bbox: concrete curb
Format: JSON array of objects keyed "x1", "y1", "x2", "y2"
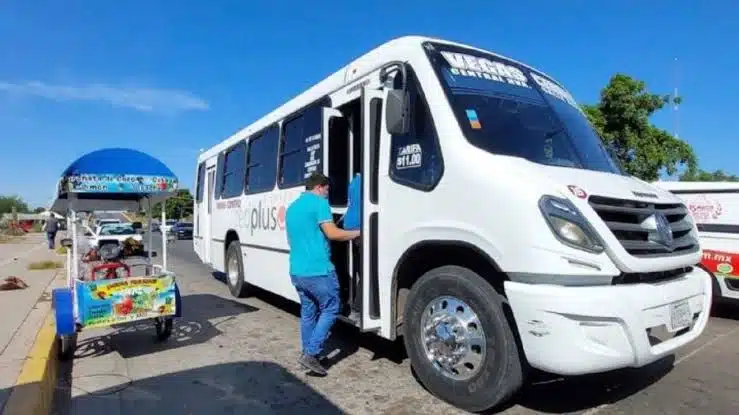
[{"x1": 1, "y1": 311, "x2": 57, "y2": 415}]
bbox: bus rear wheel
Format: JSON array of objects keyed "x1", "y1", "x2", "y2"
[
  {"x1": 225, "y1": 242, "x2": 251, "y2": 298},
  {"x1": 403, "y1": 265, "x2": 524, "y2": 412}
]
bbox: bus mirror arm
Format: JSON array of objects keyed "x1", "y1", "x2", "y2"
[{"x1": 386, "y1": 89, "x2": 410, "y2": 135}]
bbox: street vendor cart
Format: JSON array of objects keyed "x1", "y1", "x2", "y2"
[{"x1": 50, "y1": 148, "x2": 182, "y2": 360}]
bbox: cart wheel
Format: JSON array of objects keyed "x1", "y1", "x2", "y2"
[
  {"x1": 57, "y1": 333, "x2": 77, "y2": 361},
  {"x1": 155, "y1": 317, "x2": 173, "y2": 341}
]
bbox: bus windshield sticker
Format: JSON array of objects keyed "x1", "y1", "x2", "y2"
[
  {"x1": 465, "y1": 109, "x2": 482, "y2": 129},
  {"x1": 440, "y1": 50, "x2": 578, "y2": 108},
  {"x1": 529, "y1": 72, "x2": 578, "y2": 107},
  {"x1": 440, "y1": 51, "x2": 530, "y2": 88},
  {"x1": 396, "y1": 144, "x2": 422, "y2": 170}
]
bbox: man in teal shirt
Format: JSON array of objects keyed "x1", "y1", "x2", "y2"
[{"x1": 286, "y1": 172, "x2": 359, "y2": 375}]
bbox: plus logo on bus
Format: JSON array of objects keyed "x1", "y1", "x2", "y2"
[
  {"x1": 246, "y1": 201, "x2": 286, "y2": 235},
  {"x1": 234, "y1": 192, "x2": 296, "y2": 236}
]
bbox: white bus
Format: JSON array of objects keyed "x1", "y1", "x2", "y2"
[
  {"x1": 193, "y1": 36, "x2": 711, "y2": 412},
  {"x1": 655, "y1": 181, "x2": 739, "y2": 305}
]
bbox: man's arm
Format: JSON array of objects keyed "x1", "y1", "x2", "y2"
[{"x1": 316, "y1": 199, "x2": 359, "y2": 241}]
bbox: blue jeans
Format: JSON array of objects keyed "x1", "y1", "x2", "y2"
[
  {"x1": 47, "y1": 232, "x2": 56, "y2": 249},
  {"x1": 291, "y1": 271, "x2": 340, "y2": 357}
]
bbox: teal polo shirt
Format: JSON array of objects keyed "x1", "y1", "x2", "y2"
[{"x1": 285, "y1": 192, "x2": 335, "y2": 277}]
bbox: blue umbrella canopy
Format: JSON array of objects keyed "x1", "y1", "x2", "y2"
[
  {"x1": 52, "y1": 148, "x2": 179, "y2": 213},
  {"x1": 59, "y1": 148, "x2": 178, "y2": 195}
]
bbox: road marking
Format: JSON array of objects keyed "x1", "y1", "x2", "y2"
[{"x1": 583, "y1": 326, "x2": 739, "y2": 415}]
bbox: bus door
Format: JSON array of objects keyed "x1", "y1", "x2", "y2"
[
  {"x1": 358, "y1": 87, "x2": 389, "y2": 331},
  {"x1": 203, "y1": 166, "x2": 216, "y2": 264}
]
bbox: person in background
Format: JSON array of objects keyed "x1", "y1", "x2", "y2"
[
  {"x1": 285, "y1": 172, "x2": 360, "y2": 376},
  {"x1": 43, "y1": 214, "x2": 60, "y2": 249}
]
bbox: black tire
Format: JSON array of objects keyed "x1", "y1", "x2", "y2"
[
  {"x1": 225, "y1": 241, "x2": 251, "y2": 298},
  {"x1": 697, "y1": 263, "x2": 722, "y2": 306},
  {"x1": 403, "y1": 265, "x2": 524, "y2": 412},
  {"x1": 155, "y1": 317, "x2": 174, "y2": 341},
  {"x1": 57, "y1": 333, "x2": 77, "y2": 361}
]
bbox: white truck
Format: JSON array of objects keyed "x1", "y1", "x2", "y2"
[
  {"x1": 655, "y1": 181, "x2": 739, "y2": 305},
  {"x1": 84, "y1": 222, "x2": 143, "y2": 249},
  {"x1": 192, "y1": 36, "x2": 711, "y2": 412}
]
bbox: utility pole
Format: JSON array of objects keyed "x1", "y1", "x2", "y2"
[{"x1": 673, "y1": 57, "x2": 680, "y2": 139}]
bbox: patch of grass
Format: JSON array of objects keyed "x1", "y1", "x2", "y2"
[
  {"x1": 56, "y1": 246, "x2": 68, "y2": 254},
  {"x1": 27, "y1": 260, "x2": 63, "y2": 270}
]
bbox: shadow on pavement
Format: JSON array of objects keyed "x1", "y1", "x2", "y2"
[
  {"x1": 711, "y1": 302, "x2": 739, "y2": 320},
  {"x1": 212, "y1": 271, "x2": 407, "y2": 366},
  {"x1": 508, "y1": 355, "x2": 675, "y2": 414},
  {"x1": 72, "y1": 293, "x2": 258, "y2": 360},
  {"x1": 208, "y1": 271, "x2": 675, "y2": 413},
  {"x1": 52, "y1": 360, "x2": 346, "y2": 414}
]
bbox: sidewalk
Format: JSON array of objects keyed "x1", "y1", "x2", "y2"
[{"x1": 0, "y1": 233, "x2": 66, "y2": 414}]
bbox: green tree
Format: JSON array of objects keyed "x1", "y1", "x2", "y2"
[
  {"x1": 679, "y1": 168, "x2": 739, "y2": 182},
  {"x1": 33, "y1": 207, "x2": 46, "y2": 213},
  {"x1": 581, "y1": 74, "x2": 696, "y2": 181},
  {"x1": 152, "y1": 189, "x2": 194, "y2": 220},
  {"x1": 0, "y1": 195, "x2": 30, "y2": 215}
]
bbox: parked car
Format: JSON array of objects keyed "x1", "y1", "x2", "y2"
[
  {"x1": 170, "y1": 222, "x2": 193, "y2": 240},
  {"x1": 159, "y1": 219, "x2": 178, "y2": 233}
]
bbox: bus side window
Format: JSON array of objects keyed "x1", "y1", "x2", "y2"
[
  {"x1": 245, "y1": 126, "x2": 279, "y2": 194},
  {"x1": 221, "y1": 141, "x2": 246, "y2": 198},
  {"x1": 388, "y1": 73, "x2": 443, "y2": 190},
  {"x1": 279, "y1": 104, "x2": 323, "y2": 188},
  {"x1": 196, "y1": 162, "x2": 205, "y2": 203}
]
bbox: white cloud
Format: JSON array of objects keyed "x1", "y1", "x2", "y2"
[{"x1": 0, "y1": 80, "x2": 209, "y2": 113}]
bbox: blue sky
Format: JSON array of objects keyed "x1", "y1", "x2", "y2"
[{"x1": 1, "y1": 1, "x2": 736, "y2": 207}]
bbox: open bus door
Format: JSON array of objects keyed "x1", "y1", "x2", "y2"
[
  {"x1": 358, "y1": 87, "x2": 385, "y2": 331},
  {"x1": 203, "y1": 166, "x2": 216, "y2": 264}
]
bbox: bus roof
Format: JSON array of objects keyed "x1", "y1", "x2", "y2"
[
  {"x1": 654, "y1": 181, "x2": 739, "y2": 193},
  {"x1": 198, "y1": 35, "x2": 559, "y2": 162}
]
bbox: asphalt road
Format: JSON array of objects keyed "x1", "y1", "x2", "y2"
[{"x1": 54, "y1": 235, "x2": 739, "y2": 414}]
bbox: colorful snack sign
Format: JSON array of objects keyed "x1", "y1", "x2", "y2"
[
  {"x1": 76, "y1": 275, "x2": 177, "y2": 328},
  {"x1": 702, "y1": 249, "x2": 739, "y2": 279}
]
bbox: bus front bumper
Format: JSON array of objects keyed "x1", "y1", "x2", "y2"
[{"x1": 504, "y1": 266, "x2": 712, "y2": 376}]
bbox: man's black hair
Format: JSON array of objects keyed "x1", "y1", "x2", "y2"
[{"x1": 305, "y1": 172, "x2": 330, "y2": 190}]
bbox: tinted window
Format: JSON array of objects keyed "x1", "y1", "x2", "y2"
[
  {"x1": 221, "y1": 141, "x2": 246, "y2": 198},
  {"x1": 245, "y1": 126, "x2": 279, "y2": 194},
  {"x1": 279, "y1": 104, "x2": 323, "y2": 187},
  {"x1": 424, "y1": 42, "x2": 621, "y2": 174},
  {"x1": 389, "y1": 71, "x2": 443, "y2": 190},
  {"x1": 196, "y1": 163, "x2": 205, "y2": 202}
]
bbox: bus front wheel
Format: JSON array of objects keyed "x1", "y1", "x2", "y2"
[
  {"x1": 225, "y1": 242, "x2": 251, "y2": 298},
  {"x1": 402, "y1": 265, "x2": 524, "y2": 412}
]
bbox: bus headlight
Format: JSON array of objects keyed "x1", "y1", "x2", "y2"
[{"x1": 539, "y1": 196, "x2": 604, "y2": 254}]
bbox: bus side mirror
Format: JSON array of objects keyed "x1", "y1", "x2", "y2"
[{"x1": 386, "y1": 89, "x2": 410, "y2": 135}]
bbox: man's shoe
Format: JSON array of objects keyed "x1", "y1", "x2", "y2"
[{"x1": 298, "y1": 353, "x2": 328, "y2": 376}]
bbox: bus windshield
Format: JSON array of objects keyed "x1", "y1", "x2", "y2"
[{"x1": 423, "y1": 42, "x2": 622, "y2": 174}]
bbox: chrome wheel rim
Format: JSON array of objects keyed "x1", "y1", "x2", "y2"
[
  {"x1": 420, "y1": 296, "x2": 487, "y2": 381},
  {"x1": 227, "y1": 254, "x2": 239, "y2": 287}
]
